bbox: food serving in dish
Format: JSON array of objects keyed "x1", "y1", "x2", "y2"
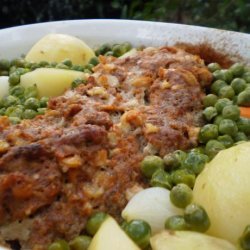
[{"x1": 0, "y1": 20, "x2": 250, "y2": 250}]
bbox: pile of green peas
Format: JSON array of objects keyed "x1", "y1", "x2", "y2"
[
  {"x1": 95, "y1": 42, "x2": 132, "y2": 57},
  {"x1": 201, "y1": 62, "x2": 250, "y2": 159},
  {"x1": 140, "y1": 153, "x2": 210, "y2": 233}
]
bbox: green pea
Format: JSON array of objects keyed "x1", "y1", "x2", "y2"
[
  {"x1": 215, "y1": 98, "x2": 232, "y2": 113},
  {"x1": 24, "y1": 62, "x2": 32, "y2": 68},
  {"x1": 112, "y1": 44, "x2": 127, "y2": 57},
  {"x1": 239, "y1": 225, "x2": 250, "y2": 250},
  {"x1": 24, "y1": 86, "x2": 38, "y2": 99},
  {"x1": 243, "y1": 72, "x2": 250, "y2": 82},
  {"x1": 198, "y1": 124, "x2": 218, "y2": 143},
  {"x1": 246, "y1": 85, "x2": 250, "y2": 92},
  {"x1": 230, "y1": 78, "x2": 247, "y2": 94},
  {"x1": 121, "y1": 220, "x2": 129, "y2": 231},
  {"x1": 222, "y1": 105, "x2": 240, "y2": 121},
  {"x1": 124, "y1": 220, "x2": 151, "y2": 249},
  {"x1": 213, "y1": 115, "x2": 223, "y2": 126},
  {"x1": 16, "y1": 104, "x2": 24, "y2": 111},
  {"x1": 0, "y1": 59, "x2": 10, "y2": 70},
  {"x1": 237, "y1": 90, "x2": 250, "y2": 106},
  {"x1": 37, "y1": 108, "x2": 47, "y2": 115},
  {"x1": 165, "y1": 215, "x2": 188, "y2": 231},
  {"x1": 22, "y1": 109, "x2": 37, "y2": 119},
  {"x1": 16, "y1": 67, "x2": 29, "y2": 75},
  {"x1": 234, "y1": 132, "x2": 248, "y2": 142},
  {"x1": 9, "y1": 85, "x2": 25, "y2": 98},
  {"x1": 56, "y1": 63, "x2": 69, "y2": 70},
  {"x1": 219, "y1": 119, "x2": 238, "y2": 136},
  {"x1": 9, "y1": 72, "x2": 20, "y2": 85},
  {"x1": 0, "y1": 108, "x2": 6, "y2": 115},
  {"x1": 218, "y1": 85, "x2": 235, "y2": 99},
  {"x1": 189, "y1": 147, "x2": 205, "y2": 155},
  {"x1": 170, "y1": 169, "x2": 196, "y2": 188},
  {"x1": 40, "y1": 96, "x2": 49, "y2": 108},
  {"x1": 71, "y1": 78, "x2": 85, "y2": 89},
  {"x1": 170, "y1": 183, "x2": 193, "y2": 208},
  {"x1": 163, "y1": 150, "x2": 187, "y2": 169},
  {"x1": 140, "y1": 155, "x2": 164, "y2": 178},
  {"x1": 230, "y1": 62, "x2": 245, "y2": 77},
  {"x1": 104, "y1": 51, "x2": 114, "y2": 56},
  {"x1": 30, "y1": 63, "x2": 40, "y2": 70},
  {"x1": 95, "y1": 43, "x2": 111, "y2": 56},
  {"x1": 211, "y1": 80, "x2": 227, "y2": 94},
  {"x1": 237, "y1": 117, "x2": 250, "y2": 135},
  {"x1": 69, "y1": 235, "x2": 92, "y2": 250},
  {"x1": 123, "y1": 42, "x2": 132, "y2": 52},
  {"x1": 38, "y1": 61, "x2": 50, "y2": 67},
  {"x1": 213, "y1": 69, "x2": 233, "y2": 83},
  {"x1": 85, "y1": 64, "x2": 94, "y2": 71},
  {"x1": 202, "y1": 107, "x2": 217, "y2": 121},
  {"x1": 84, "y1": 69, "x2": 92, "y2": 74},
  {"x1": 5, "y1": 106, "x2": 15, "y2": 116},
  {"x1": 150, "y1": 169, "x2": 172, "y2": 190},
  {"x1": 232, "y1": 95, "x2": 238, "y2": 105},
  {"x1": 217, "y1": 135, "x2": 234, "y2": 148},
  {"x1": 202, "y1": 94, "x2": 218, "y2": 107},
  {"x1": 205, "y1": 140, "x2": 225, "y2": 159},
  {"x1": 86, "y1": 212, "x2": 108, "y2": 236},
  {"x1": 62, "y1": 59, "x2": 72, "y2": 67},
  {"x1": 183, "y1": 152, "x2": 208, "y2": 175},
  {"x1": 207, "y1": 62, "x2": 221, "y2": 73},
  {"x1": 5, "y1": 107, "x2": 23, "y2": 118},
  {"x1": 48, "y1": 240, "x2": 70, "y2": 250},
  {"x1": 24, "y1": 97, "x2": 40, "y2": 110},
  {"x1": 11, "y1": 58, "x2": 25, "y2": 68},
  {"x1": 184, "y1": 204, "x2": 210, "y2": 232},
  {"x1": 9, "y1": 66, "x2": 17, "y2": 74},
  {"x1": 71, "y1": 65, "x2": 84, "y2": 72},
  {"x1": 0, "y1": 99, "x2": 3, "y2": 108},
  {"x1": 89, "y1": 57, "x2": 99, "y2": 66},
  {"x1": 2, "y1": 95, "x2": 20, "y2": 107},
  {"x1": 9, "y1": 117, "x2": 21, "y2": 124}
]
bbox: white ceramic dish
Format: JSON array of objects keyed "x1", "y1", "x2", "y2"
[
  {"x1": 0, "y1": 19, "x2": 250, "y2": 64},
  {"x1": 0, "y1": 19, "x2": 250, "y2": 250}
]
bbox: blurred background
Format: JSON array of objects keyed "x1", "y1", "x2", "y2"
[{"x1": 1, "y1": 0, "x2": 250, "y2": 33}]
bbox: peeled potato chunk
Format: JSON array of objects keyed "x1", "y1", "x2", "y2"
[
  {"x1": 193, "y1": 142, "x2": 250, "y2": 244},
  {"x1": 0, "y1": 76, "x2": 9, "y2": 99},
  {"x1": 25, "y1": 34, "x2": 95, "y2": 66},
  {"x1": 150, "y1": 230, "x2": 236, "y2": 250},
  {"x1": 20, "y1": 68, "x2": 87, "y2": 97},
  {"x1": 88, "y1": 216, "x2": 140, "y2": 250},
  {"x1": 122, "y1": 187, "x2": 182, "y2": 234}
]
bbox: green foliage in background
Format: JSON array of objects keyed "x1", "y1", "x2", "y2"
[{"x1": 1, "y1": 0, "x2": 249, "y2": 33}]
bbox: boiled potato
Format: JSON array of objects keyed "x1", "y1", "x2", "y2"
[
  {"x1": 193, "y1": 142, "x2": 250, "y2": 244},
  {"x1": 88, "y1": 216, "x2": 140, "y2": 250},
  {"x1": 0, "y1": 76, "x2": 9, "y2": 99},
  {"x1": 122, "y1": 187, "x2": 183, "y2": 234},
  {"x1": 150, "y1": 230, "x2": 237, "y2": 250},
  {"x1": 20, "y1": 68, "x2": 87, "y2": 97},
  {"x1": 25, "y1": 34, "x2": 95, "y2": 66}
]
